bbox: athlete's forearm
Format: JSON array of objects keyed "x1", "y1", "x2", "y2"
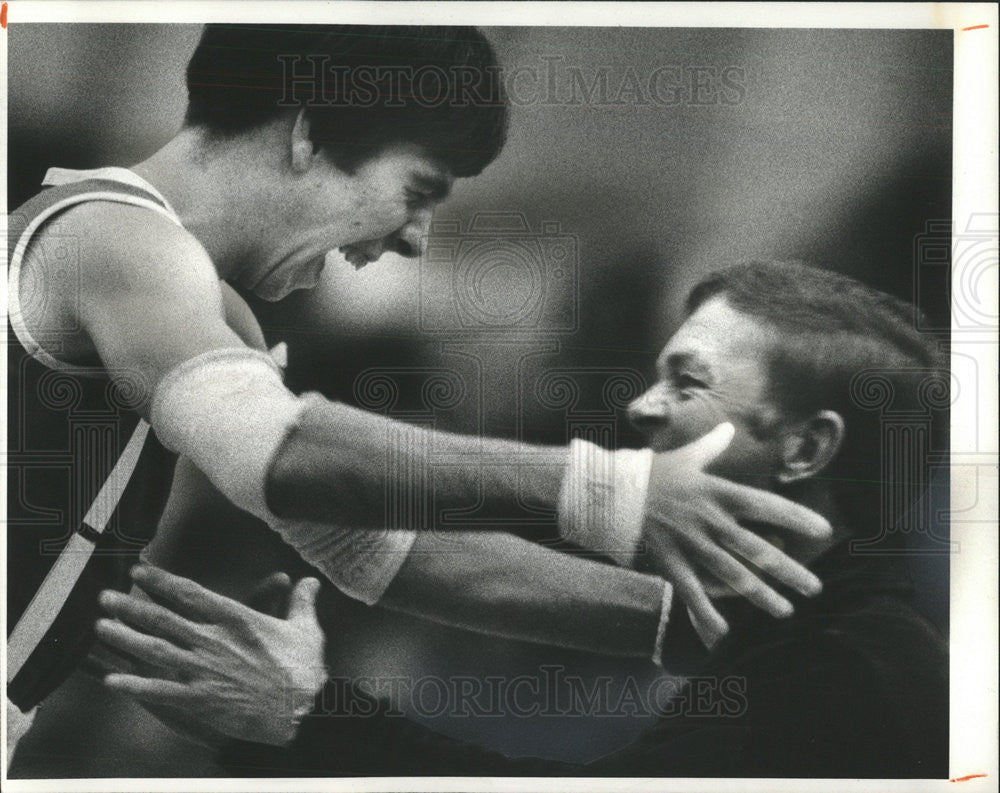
[
  {"x1": 379, "y1": 530, "x2": 666, "y2": 659},
  {"x1": 265, "y1": 399, "x2": 566, "y2": 528}
]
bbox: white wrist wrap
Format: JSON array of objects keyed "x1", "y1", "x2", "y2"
[
  {"x1": 557, "y1": 440, "x2": 654, "y2": 567},
  {"x1": 151, "y1": 348, "x2": 303, "y2": 523}
]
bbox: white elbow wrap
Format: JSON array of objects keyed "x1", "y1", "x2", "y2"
[
  {"x1": 557, "y1": 439, "x2": 654, "y2": 567},
  {"x1": 272, "y1": 519, "x2": 416, "y2": 605},
  {"x1": 150, "y1": 348, "x2": 304, "y2": 523},
  {"x1": 151, "y1": 348, "x2": 415, "y2": 604}
]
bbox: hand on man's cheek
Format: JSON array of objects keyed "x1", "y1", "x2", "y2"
[
  {"x1": 701, "y1": 423, "x2": 780, "y2": 490},
  {"x1": 646, "y1": 398, "x2": 778, "y2": 491}
]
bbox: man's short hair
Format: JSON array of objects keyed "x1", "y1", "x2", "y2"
[
  {"x1": 185, "y1": 24, "x2": 508, "y2": 177},
  {"x1": 686, "y1": 260, "x2": 948, "y2": 535}
]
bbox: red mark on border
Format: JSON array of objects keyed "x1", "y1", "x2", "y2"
[
  {"x1": 950, "y1": 773, "x2": 988, "y2": 782},
  {"x1": 962, "y1": 24, "x2": 989, "y2": 31},
  {"x1": 1, "y1": 3, "x2": 8, "y2": 30}
]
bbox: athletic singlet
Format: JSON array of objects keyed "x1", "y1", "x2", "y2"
[{"x1": 6, "y1": 169, "x2": 183, "y2": 710}]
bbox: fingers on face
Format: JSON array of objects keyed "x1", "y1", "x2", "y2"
[
  {"x1": 709, "y1": 515, "x2": 823, "y2": 598},
  {"x1": 695, "y1": 542, "x2": 793, "y2": 618},
  {"x1": 716, "y1": 479, "x2": 832, "y2": 538},
  {"x1": 661, "y1": 556, "x2": 729, "y2": 642},
  {"x1": 674, "y1": 513, "x2": 795, "y2": 619},
  {"x1": 685, "y1": 422, "x2": 736, "y2": 465}
]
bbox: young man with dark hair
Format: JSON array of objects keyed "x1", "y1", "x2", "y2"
[
  {"x1": 184, "y1": 25, "x2": 508, "y2": 182},
  {"x1": 97, "y1": 261, "x2": 948, "y2": 777},
  {"x1": 6, "y1": 25, "x2": 829, "y2": 751}
]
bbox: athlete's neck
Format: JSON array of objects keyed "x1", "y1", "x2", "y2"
[{"x1": 131, "y1": 128, "x2": 261, "y2": 280}]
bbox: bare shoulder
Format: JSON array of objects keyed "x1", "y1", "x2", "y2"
[
  {"x1": 17, "y1": 200, "x2": 227, "y2": 363},
  {"x1": 50, "y1": 200, "x2": 221, "y2": 302}
]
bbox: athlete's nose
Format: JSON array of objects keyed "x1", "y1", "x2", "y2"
[{"x1": 393, "y1": 210, "x2": 433, "y2": 259}]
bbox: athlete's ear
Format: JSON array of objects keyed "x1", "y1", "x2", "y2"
[
  {"x1": 775, "y1": 410, "x2": 845, "y2": 484},
  {"x1": 290, "y1": 109, "x2": 316, "y2": 173}
]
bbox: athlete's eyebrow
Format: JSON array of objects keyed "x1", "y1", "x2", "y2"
[{"x1": 411, "y1": 172, "x2": 452, "y2": 201}]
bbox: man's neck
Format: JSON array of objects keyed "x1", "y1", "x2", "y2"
[{"x1": 130, "y1": 129, "x2": 253, "y2": 279}]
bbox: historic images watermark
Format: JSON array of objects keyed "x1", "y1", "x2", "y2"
[
  {"x1": 277, "y1": 55, "x2": 748, "y2": 109},
  {"x1": 290, "y1": 668, "x2": 749, "y2": 720}
]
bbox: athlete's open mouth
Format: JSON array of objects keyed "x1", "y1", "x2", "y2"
[
  {"x1": 339, "y1": 240, "x2": 386, "y2": 270},
  {"x1": 339, "y1": 245, "x2": 381, "y2": 270}
]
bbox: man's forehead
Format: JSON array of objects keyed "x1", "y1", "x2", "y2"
[
  {"x1": 374, "y1": 142, "x2": 451, "y2": 176},
  {"x1": 658, "y1": 297, "x2": 774, "y2": 368}
]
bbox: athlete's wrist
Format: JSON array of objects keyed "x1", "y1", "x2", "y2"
[{"x1": 557, "y1": 439, "x2": 654, "y2": 566}]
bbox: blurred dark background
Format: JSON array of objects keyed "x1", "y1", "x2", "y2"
[{"x1": 8, "y1": 25, "x2": 952, "y2": 777}]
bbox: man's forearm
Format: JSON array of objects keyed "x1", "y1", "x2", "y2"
[
  {"x1": 379, "y1": 530, "x2": 666, "y2": 660},
  {"x1": 266, "y1": 398, "x2": 566, "y2": 527}
]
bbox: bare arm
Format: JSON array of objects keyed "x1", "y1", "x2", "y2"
[
  {"x1": 380, "y1": 531, "x2": 665, "y2": 659},
  {"x1": 69, "y1": 203, "x2": 828, "y2": 630},
  {"x1": 72, "y1": 203, "x2": 254, "y2": 413},
  {"x1": 266, "y1": 403, "x2": 566, "y2": 529}
]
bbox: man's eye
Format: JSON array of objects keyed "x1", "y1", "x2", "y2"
[{"x1": 677, "y1": 374, "x2": 707, "y2": 390}]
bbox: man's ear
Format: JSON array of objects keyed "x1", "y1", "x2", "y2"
[
  {"x1": 776, "y1": 410, "x2": 845, "y2": 484},
  {"x1": 290, "y1": 110, "x2": 316, "y2": 173}
]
